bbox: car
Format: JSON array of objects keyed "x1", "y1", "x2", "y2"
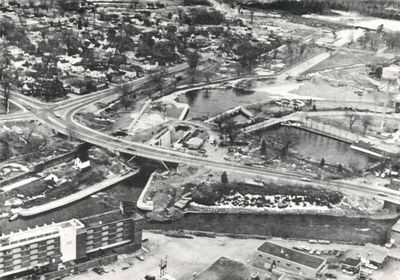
[
  {"x1": 127, "y1": 147, "x2": 136, "y2": 152},
  {"x1": 93, "y1": 267, "x2": 104, "y2": 275},
  {"x1": 9, "y1": 214, "x2": 18, "y2": 222},
  {"x1": 308, "y1": 239, "x2": 318, "y2": 244},
  {"x1": 301, "y1": 177, "x2": 312, "y2": 182},
  {"x1": 136, "y1": 255, "x2": 145, "y2": 261},
  {"x1": 377, "y1": 192, "x2": 388, "y2": 197}
]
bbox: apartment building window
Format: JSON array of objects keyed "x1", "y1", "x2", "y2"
[
  {"x1": 47, "y1": 250, "x2": 55, "y2": 256},
  {"x1": 13, "y1": 253, "x2": 21, "y2": 259}
]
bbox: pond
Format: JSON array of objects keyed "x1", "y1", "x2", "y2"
[
  {"x1": 258, "y1": 126, "x2": 377, "y2": 169},
  {"x1": 177, "y1": 87, "x2": 273, "y2": 119}
]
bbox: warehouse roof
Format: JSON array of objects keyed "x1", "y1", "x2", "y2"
[{"x1": 257, "y1": 241, "x2": 325, "y2": 269}]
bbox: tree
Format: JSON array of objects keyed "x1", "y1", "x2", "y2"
[
  {"x1": 277, "y1": 127, "x2": 298, "y2": 157},
  {"x1": 237, "y1": 41, "x2": 258, "y2": 74},
  {"x1": 150, "y1": 67, "x2": 167, "y2": 96},
  {"x1": 222, "y1": 118, "x2": 238, "y2": 146},
  {"x1": 186, "y1": 49, "x2": 200, "y2": 83},
  {"x1": 120, "y1": 83, "x2": 132, "y2": 109},
  {"x1": 221, "y1": 171, "x2": 228, "y2": 184},
  {"x1": 0, "y1": 131, "x2": 10, "y2": 160},
  {"x1": 346, "y1": 112, "x2": 359, "y2": 132},
  {"x1": 361, "y1": 115, "x2": 373, "y2": 136},
  {"x1": 0, "y1": 72, "x2": 12, "y2": 114},
  {"x1": 260, "y1": 139, "x2": 267, "y2": 154}
]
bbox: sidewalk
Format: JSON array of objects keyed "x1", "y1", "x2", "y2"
[
  {"x1": 15, "y1": 170, "x2": 138, "y2": 217},
  {"x1": 1, "y1": 177, "x2": 40, "y2": 193}
]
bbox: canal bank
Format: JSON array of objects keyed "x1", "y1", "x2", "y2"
[{"x1": 145, "y1": 212, "x2": 398, "y2": 245}]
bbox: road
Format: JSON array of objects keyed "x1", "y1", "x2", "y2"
[{"x1": 2, "y1": 49, "x2": 400, "y2": 205}]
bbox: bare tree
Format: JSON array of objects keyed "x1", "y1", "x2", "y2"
[
  {"x1": 346, "y1": 112, "x2": 359, "y2": 132},
  {"x1": 120, "y1": 83, "x2": 133, "y2": 109},
  {"x1": 277, "y1": 127, "x2": 298, "y2": 157},
  {"x1": 150, "y1": 67, "x2": 167, "y2": 97},
  {"x1": 186, "y1": 49, "x2": 200, "y2": 83},
  {"x1": 1, "y1": 73, "x2": 12, "y2": 114},
  {"x1": 361, "y1": 115, "x2": 373, "y2": 136},
  {"x1": 0, "y1": 131, "x2": 11, "y2": 160}
]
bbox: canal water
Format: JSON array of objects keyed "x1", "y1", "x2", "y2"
[
  {"x1": 177, "y1": 88, "x2": 273, "y2": 119},
  {"x1": 0, "y1": 173, "x2": 147, "y2": 234},
  {"x1": 258, "y1": 126, "x2": 377, "y2": 169}
]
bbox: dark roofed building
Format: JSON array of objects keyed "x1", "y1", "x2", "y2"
[
  {"x1": 253, "y1": 241, "x2": 326, "y2": 278},
  {"x1": 196, "y1": 257, "x2": 284, "y2": 280}
]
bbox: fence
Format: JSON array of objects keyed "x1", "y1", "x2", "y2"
[{"x1": 300, "y1": 119, "x2": 358, "y2": 143}]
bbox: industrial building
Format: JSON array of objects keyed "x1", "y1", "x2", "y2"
[
  {"x1": 0, "y1": 210, "x2": 143, "y2": 280},
  {"x1": 253, "y1": 241, "x2": 326, "y2": 278},
  {"x1": 196, "y1": 257, "x2": 285, "y2": 280}
]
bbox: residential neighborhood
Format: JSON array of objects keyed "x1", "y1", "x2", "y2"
[{"x1": 1, "y1": 0, "x2": 400, "y2": 280}]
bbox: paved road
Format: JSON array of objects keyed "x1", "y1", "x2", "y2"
[{"x1": 4, "y1": 51, "x2": 400, "y2": 205}]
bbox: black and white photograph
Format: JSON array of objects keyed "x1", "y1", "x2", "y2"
[{"x1": 0, "y1": 0, "x2": 400, "y2": 279}]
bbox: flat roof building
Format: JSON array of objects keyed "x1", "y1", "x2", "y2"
[
  {"x1": 0, "y1": 210, "x2": 143, "y2": 280},
  {"x1": 196, "y1": 257, "x2": 285, "y2": 280},
  {"x1": 253, "y1": 241, "x2": 326, "y2": 278}
]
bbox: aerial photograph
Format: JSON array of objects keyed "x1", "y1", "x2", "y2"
[{"x1": 1, "y1": 0, "x2": 400, "y2": 279}]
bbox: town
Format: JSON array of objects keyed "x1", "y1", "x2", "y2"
[{"x1": 1, "y1": 0, "x2": 400, "y2": 279}]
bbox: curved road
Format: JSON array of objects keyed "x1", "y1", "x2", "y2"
[{"x1": 4, "y1": 54, "x2": 400, "y2": 205}]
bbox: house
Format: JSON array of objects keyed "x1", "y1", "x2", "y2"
[
  {"x1": 340, "y1": 258, "x2": 361, "y2": 275},
  {"x1": 70, "y1": 84, "x2": 89, "y2": 95},
  {"x1": 361, "y1": 244, "x2": 388, "y2": 268},
  {"x1": 253, "y1": 241, "x2": 326, "y2": 278},
  {"x1": 74, "y1": 154, "x2": 91, "y2": 170},
  {"x1": 186, "y1": 137, "x2": 204, "y2": 150}
]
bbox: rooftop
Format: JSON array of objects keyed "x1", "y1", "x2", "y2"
[
  {"x1": 256, "y1": 241, "x2": 325, "y2": 269},
  {"x1": 79, "y1": 209, "x2": 143, "y2": 228},
  {"x1": 196, "y1": 257, "x2": 284, "y2": 280},
  {"x1": 0, "y1": 219, "x2": 84, "y2": 250},
  {"x1": 363, "y1": 244, "x2": 388, "y2": 264}
]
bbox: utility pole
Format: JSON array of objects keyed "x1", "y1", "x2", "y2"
[{"x1": 380, "y1": 66, "x2": 399, "y2": 132}]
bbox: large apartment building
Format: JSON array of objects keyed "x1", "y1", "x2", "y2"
[{"x1": 0, "y1": 210, "x2": 143, "y2": 279}]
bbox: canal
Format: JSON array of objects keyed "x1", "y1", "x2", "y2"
[{"x1": 258, "y1": 126, "x2": 377, "y2": 169}]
